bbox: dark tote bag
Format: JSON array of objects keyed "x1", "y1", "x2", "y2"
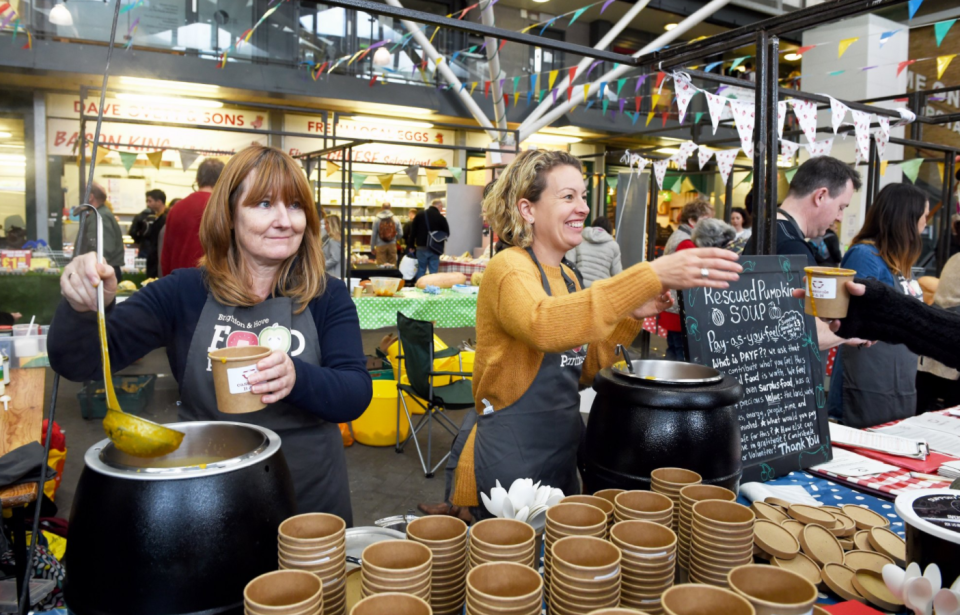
[{"x1": 424, "y1": 212, "x2": 448, "y2": 255}]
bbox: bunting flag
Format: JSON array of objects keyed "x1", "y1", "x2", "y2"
[
  {"x1": 791, "y1": 99, "x2": 819, "y2": 144},
  {"x1": 729, "y1": 56, "x2": 750, "y2": 72},
  {"x1": 118, "y1": 151, "x2": 138, "y2": 171},
  {"x1": 324, "y1": 162, "x2": 341, "y2": 178},
  {"x1": 704, "y1": 61, "x2": 722, "y2": 73},
  {"x1": 937, "y1": 54, "x2": 956, "y2": 79},
  {"x1": 777, "y1": 101, "x2": 787, "y2": 140},
  {"x1": 880, "y1": 160, "x2": 889, "y2": 176},
  {"x1": 548, "y1": 69, "x2": 559, "y2": 91},
  {"x1": 600, "y1": 0, "x2": 614, "y2": 13},
  {"x1": 667, "y1": 175, "x2": 683, "y2": 194},
  {"x1": 146, "y1": 150, "x2": 163, "y2": 170},
  {"x1": 935, "y1": 20, "x2": 957, "y2": 46},
  {"x1": 602, "y1": 100, "x2": 609, "y2": 116},
  {"x1": 896, "y1": 107, "x2": 917, "y2": 127},
  {"x1": 568, "y1": 66, "x2": 578, "y2": 84},
  {"x1": 938, "y1": 162, "x2": 945, "y2": 184},
  {"x1": 729, "y1": 100, "x2": 756, "y2": 159},
  {"x1": 615, "y1": 77, "x2": 626, "y2": 97},
  {"x1": 695, "y1": 112, "x2": 704, "y2": 124},
  {"x1": 352, "y1": 174, "x2": 368, "y2": 192},
  {"x1": 583, "y1": 83, "x2": 590, "y2": 101},
  {"x1": 897, "y1": 59, "x2": 916, "y2": 77},
  {"x1": 661, "y1": 112, "x2": 669, "y2": 127},
  {"x1": 714, "y1": 149, "x2": 739, "y2": 185},
  {"x1": 585, "y1": 60, "x2": 602, "y2": 80},
  {"x1": 851, "y1": 109, "x2": 873, "y2": 160},
  {"x1": 484, "y1": 80, "x2": 491, "y2": 98},
  {"x1": 645, "y1": 111, "x2": 655, "y2": 126},
  {"x1": 378, "y1": 175, "x2": 393, "y2": 191},
  {"x1": 599, "y1": 81, "x2": 607, "y2": 99},
  {"x1": 780, "y1": 139, "x2": 800, "y2": 160},
  {"x1": 634, "y1": 75, "x2": 647, "y2": 93},
  {"x1": 448, "y1": 167, "x2": 463, "y2": 183},
  {"x1": 785, "y1": 167, "x2": 799, "y2": 183},
  {"x1": 650, "y1": 93, "x2": 660, "y2": 109},
  {"x1": 875, "y1": 117, "x2": 890, "y2": 159},
  {"x1": 514, "y1": 91, "x2": 520, "y2": 106},
  {"x1": 568, "y1": 6, "x2": 589, "y2": 26},
  {"x1": 400, "y1": 165, "x2": 417, "y2": 184},
  {"x1": 705, "y1": 91, "x2": 727, "y2": 135},
  {"x1": 804, "y1": 137, "x2": 835, "y2": 158},
  {"x1": 737, "y1": 172, "x2": 752, "y2": 187},
  {"x1": 470, "y1": 82, "x2": 478, "y2": 96},
  {"x1": 829, "y1": 97, "x2": 849, "y2": 133},
  {"x1": 119, "y1": 0, "x2": 143, "y2": 14},
  {"x1": 425, "y1": 168, "x2": 440, "y2": 185},
  {"x1": 908, "y1": 0, "x2": 923, "y2": 19},
  {"x1": 606, "y1": 175, "x2": 618, "y2": 190},
  {"x1": 179, "y1": 149, "x2": 200, "y2": 172},
  {"x1": 674, "y1": 74, "x2": 697, "y2": 124},
  {"x1": 94, "y1": 147, "x2": 111, "y2": 166},
  {"x1": 698, "y1": 146, "x2": 714, "y2": 170},
  {"x1": 671, "y1": 141, "x2": 699, "y2": 170},
  {"x1": 901, "y1": 158, "x2": 924, "y2": 183},
  {"x1": 838, "y1": 37, "x2": 859, "y2": 58},
  {"x1": 878, "y1": 30, "x2": 899, "y2": 48},
  {"x1": 619, "y1": 99, "x2": 626, "y2": 115},
  {"x1": 652, "y1": 160, "x2": 669, "y2": 190},
  {"x1": 629, "y1": 112, "x2": 639, "y2": 125},
  {"x1": 654, "y1": 71, "x2": 667, "y2": 91}
]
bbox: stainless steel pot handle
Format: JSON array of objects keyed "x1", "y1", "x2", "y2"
[{"x1": 615, "y1": 345, "x2": 636, "y2": 373}]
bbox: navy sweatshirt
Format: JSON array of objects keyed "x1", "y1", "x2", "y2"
[{"x1": 48, "y1": 268, "x2": 372, "y2": 424}]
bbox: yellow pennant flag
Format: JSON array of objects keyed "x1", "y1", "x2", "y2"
[
  {"x1": 425, "y1": 168, "x2": 440, "y2": 185},
  {"x1": 651, "y1": 93, "x2": 660, "y2": 109},
  {"x1": 571, "y1": 106, "x2": 578, "y2": 113},
  {"x1": 378, "y1": 174, "x2": 393, "y2": 191},
  {"x1": 880, "y1": 160, "x2": 889, "y2": 176},
  {"x1": 429, "y1": 27, "x2": 441, "y2": 44},
  {"x1": 514, "y1": 92, "x2": 520, "y2": 106},
  {"x1": 435, "y1": 57, "x2": 444, "y2": 66},
  {"x1": 937, "y1": 54, "x2": 957, "y2": 79},
  {"x1": 535, "y1": 73, "x2": 541, "y2": 94},
  {"x1": 838, "y1": 37, "x2": 859, "y2": 58},
  {"x1": 326, "y1": 162, "x2": 340, "y2": 178},
  {"x1": 520, "y1": 24, "x2": 537, "y2": 33},
  {"x1": 470, "y1": 82, "x2": 478, "y2": 96},
  {"x1": 95, "y1": 147, "x2": 110, "y2": 166},
  {"x1": 146, "y1": 150, "x2": 164, "y2": 171},
  {"x1": 646, "y1": 111, "x2": 655, "y2": 126},
  {"x1": 938, "y1": 162, "x2": 945, "y2": 184},
  {"x1": 548, "y1": 69, "x2": 559, "y2": 91},
  {"x1": 583, "y1": 84, "x2": 590, "y2": 101}
]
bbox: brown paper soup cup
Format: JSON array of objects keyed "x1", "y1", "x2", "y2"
[
  {"x1": 727, "y1": 565, "x2": 818, "y2": 615},
  {"x1": 350, "y1": 592, "x2": 432, "y2": 615},
  {"x1": 692, "y1": 501, "x2": 755, "y2": 527},
  {"x1": 611, "y1": 519, "x2": 678, "y2": 552},
  {"x1": 362, "y1": 541, "x2": 432, "y2": 580},
  {"x1": 464, "y1": 593, "x2": 540, "y2": 615},
  {"x1": 466, "y1": 562, "x2": 543, "y2": 608},
  {"x1": 407, "y1": 516, "x2": 468, "y2": 546},
  {"x1": 469, "y1": 519, "x2": 536, "y2": 551},
  {"x1": 550, "y1": 582, "x2": 620, "y2": 607},
  {"x1": 245, "y1": 570, "x2": 323, "y2": 614},
  {"x1": 615, "y1": 491, "x2": 674, "y2": 516},
  {"x1": 551, "y1": 536, "x2": 621, "y2": 580},
  {"x1": 280, "y1": 514, "x2": 347, "y2": 546},
  {"x1": 663, "y1": 584, "x2": 757, "y2": 615},
  {"x1": 652, "y1": 468, "x2": 703, "y2": 487},
  {"x1": 593, "y1": 489, "x2": 625, "y2": 504},
  {"x1": 680, "y1": 485, "x2": 737, "y2": 506},
  {"x1": 209, "y1": 345, "x2": 272, "y2": 414},
  {"x1": 561, "y1": 495, "x2": 615, "y2": 518},
  {"x1": 804, "y1": 267, "x2": 856, "y2": 319},
  {"x1": 546, "y1": 503, "x2": 607, "y2": 534}
]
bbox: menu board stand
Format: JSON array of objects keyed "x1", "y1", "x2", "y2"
[{"x1": 681, "y1": 254, "x2": 832, "y2": 482}]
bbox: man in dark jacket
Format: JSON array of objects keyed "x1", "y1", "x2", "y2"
[
  {"x1": 401, "y1": 208, "x2": 417, "y2": 258},
  {"x1": 130, "y1": 189, "x2": 166, "y2": 274},
  {"x1": 411, "y1": 199, "x2": 449, "y2": 281}
]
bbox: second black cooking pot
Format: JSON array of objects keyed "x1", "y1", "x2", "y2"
[
  {"x1": 65, "y1": 421, "x2": 295, "y2": 615},
  {"x1": 581, "y1": 360, "x2": 744, "y2": 494}
]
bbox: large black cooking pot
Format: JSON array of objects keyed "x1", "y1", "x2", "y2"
[
  {"x1": 581, "y1": 360, "x2": 744, "y2": 494},
  {"x1": 65, "y1": 421, "x2": 295, "y2": 615}
]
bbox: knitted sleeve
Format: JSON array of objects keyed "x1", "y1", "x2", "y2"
[{"x1": 837, "y1": 277, "x2": 960, "y2": 370}]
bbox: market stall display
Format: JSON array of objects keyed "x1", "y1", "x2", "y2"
[{"x1": 352, "y1": 288, "x2": 478, "y2": 330}]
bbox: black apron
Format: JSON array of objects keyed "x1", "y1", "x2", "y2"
[
  {"x1": 181, "y1": 294, "x2": 353, "y2": 524},
  {"x1": 445, "y1": 248, "x2": 587, "y2": 517}
]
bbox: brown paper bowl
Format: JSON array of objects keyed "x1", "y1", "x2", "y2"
[
  {"x1": 551, "y1": 536, "x2": 621, "y2": 581},
  {"x1": 550, "y1": 581, "x2": 620, "y2": 607},
  {"x1": 362, "y1": 541, "x2": 433, "y2": 580},
  {"x1": 615, "y1": 491, "x2": 674, "y2": 516},
  {"x1": 550, "y1": 570, "x2": 620, "y2": 597},
  {"x1": 280, "y1": 514, "x2": 347, "y2": 547},
  {"x1": 804, "y1": 267, "x2": 856, "y2": 319},
  {"x1": 466, "y1": 562, "x2": 543, "y2": 608},
  {"x1": 561, "y1": 495, "x2": 615, "y2": 519},
  {"x1": 280, "y1": 538, "x2": 347, "y2": 558},
  {"x1": 546, "y1": 503, "x2": 607, "y2": 535},
  {"x1": 680, "y1": 485, "x2": 737, "y2": 507},
  {"x1": 469, "y1": 540, "x2": 534, "y2": 562},
  {"x1": 549, "y1": 590, "x2": 619, "y2": 614},
  {"x1": 245, "y1": 570, "x2": 324, "y2": 614},
  {"x1": 611, "y1": 519, "x2": 678, "y2": 554},
  {"x1": 727, "y1": 565, "x2": 818, "y2": 615},
  {"x1": 208, "y1": 345, "x2": 271, "y2": 413},
  {"x1": 585, "y1": 610, "x2": 647, "y2": 615},
  {"x1": 692, "y1": 501, "x2": 755, "y2": 529},
  {"x1": 361, "y1": 572, "x2": 431, "y2": 595},
  {"x1": 651, "y1": 468, "x2": 703, "y2": 488},
  {"x1": 593, "y1": 489, "x2": 625, "y2": 505},
  {"x1": 407, "y1": 516, "x2": 468, "y2": 548},
  {"x1": 469, "y1": 519, "x2": 536, "y2": 552},
  {"x1": 663, "y1": 584, "x2": 756, "y2": 615},
  {"x1": 464, "y1": 592, "x2": 540, "y2": 615},
  {"x1": 350, "y1": 592, "x2": 432, "y2": 615}
]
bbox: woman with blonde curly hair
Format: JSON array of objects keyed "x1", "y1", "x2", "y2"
[
  {"x1": 422, "y1": 149, "x2": 742, "y2": 522},
  {"x1": 50, "y1": 144, "x2": 371, "y2": 521}
]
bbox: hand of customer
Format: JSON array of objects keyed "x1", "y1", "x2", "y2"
[
  {"x1": 649, "y1": 248, "x2": 741, "y2": 291},
  {"x1": 60, "y1": 252, "x2": 117, "y2": 313},
  {"x1": 247, "y1": 350, "x2": 297, "y2": 404},
  {"x1": 792, "y1": 281, "x2": 872, "y2": 347},
  {"x1": 10, "y1": 313, "x2": 21, "y2": 321},
  {"x1": 632, "y1": 292, "x2": 674, "y2": 320}
]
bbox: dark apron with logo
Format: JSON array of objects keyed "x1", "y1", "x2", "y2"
[
  {"x1": 445, "y1": 248, "x2": 587, "y2": 518},
  {"x1": 181, "y1": 294, "x2": 353, "y2": 524}
]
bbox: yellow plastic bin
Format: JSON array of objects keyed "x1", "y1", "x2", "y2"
[
  {"x1": 386, "y1": 336, "x2": 450, "y2": 383},
  {"x1": 351, "y1": 380, "x2": 411, "y2": 447}
]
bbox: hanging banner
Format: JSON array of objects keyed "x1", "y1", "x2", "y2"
[
  {"x1": 851, "y1": 109, "x2": 873, "y2": 160},
  {"x1": 780, "y1": 139, "x2": 800, "y2": 159},
  {"x1": 448, "y1": 167, "x2": 463, "y2": 183},
  {"x1": 729, "y1": 100, "x2": 756, "y2": 159},
  {"x1": 670, "y1": 141, "x2": 699, "y2": 170},
  {"x1": 791, "y1": 99, "x2": 819, "y2": 144},
  {"x1": 652, "y1": 159, "x2": 669, "y2": 190},
  {"x1": 118, "y1": 151, "x2": 139, "y2": 171},
  {"x1": 804, "y1": 137, "x2": 835, "y2": 158},
  {"x1": 146, "y1": 150, "x2": 164, "y2": 170},
  {"x1": 829, "y1": 97, "x2": 849, "y2": 133},
  {"x1": 378, "y1": 174, "x2": 394, "y2": 191},
  {"x1": 178, "y1": 149, "x2": 200, "y2": 171},
  {"x1": 698, "y1": 146, "x2": 714, "y2": 170},
  {"x1": 47, "y1": 93, "x2": 268, "y2": 131},
  {"x1": 714, "y1": 149, "x2": 739, "y2": 185},
  {"x1": 705, "y1": 91, "x2": 727, "y2": 135},
  {"x1": 777, "y1": 101, "x2": 787, "y2": 140},
  {"x1": 403, "y1": 165, "x2": 419, "y2": 183},
  {"x1": 674, "y1": 75, "x2": 697, "y2": 124},
  {"x1": 901, "y1": 158, "x2": 924, "y2": 183},
  {"x1": 875, "y1": 117, "x2": 890, "y2": 159},
  {"x1": 425, "y1": 168, "x2": 440, "y2": 185},
  {"x1": 326, "y1": 161, "x2": 341, "y2": 177},
  {"x1": 352, "y1": 174, "x2": 368, "y2": 192}
]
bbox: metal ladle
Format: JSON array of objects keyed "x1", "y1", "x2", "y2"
[
  {"x1": 615, "y1": 344, "x2": 636, "y2": 373},
  {"x1": 79, "y1": 204, "x2": 184, "y2": 457}
]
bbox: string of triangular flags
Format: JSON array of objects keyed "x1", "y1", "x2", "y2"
[
  {"x1": 89, "y1": 146, "x2": 233, "y2": 172},
  {"x1": 1, "y1": 2, "x2": 33, "y2": 50},
  {"x1": 325, "y1": 163, "x2": 465, "y2": 192}
]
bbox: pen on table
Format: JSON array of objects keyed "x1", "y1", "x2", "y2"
[{"x1": 909, "y1": 472, "x2": 947, "y2": 481}]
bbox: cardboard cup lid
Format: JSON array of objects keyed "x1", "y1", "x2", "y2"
[
  {"x1": 852, "y1": 569, "x2": 904, "y2": 612},
  {"x1": 821, "y1": 563, "x2": 864, "y2": 602},
  {"x1": 843, "y1": 550, "x2": 894, "y2": 574},
  {"x1": 771, "y1": 552, "x2": 822, "y2": 587},
  {"x1": 868, "y1": 527, "x2": 906, "y2": 566},
  {"x1": 754, "y1": 520, "x2": 800, "y2": 560},
  {"x1": 788, "y1": 505, "x2": 837, "y2": 528},
  {"x1": 764, "y1": 497, "x2": 792, "y2": 510},
  {"x1": 798, "y1": 524, "x2": 844, "y2": 566},
  {"x1": 751, "y1": 502, "x2": 790, "y2": 524},
  {"x1": 829, "y1": 513, "x2": 857, "y2": 537},
  {"x1": 853, "y1": 531, "x2": 873, "y2": 552},
  {"x1": 838, "y1": 539, "x2": 855, "y2": 551},
  {"x1": 780, "y1": 520, "x2": 805, "y2": 540},
  {"x1": 841, "y1": 505, "x2": 890, "y2": 530}
]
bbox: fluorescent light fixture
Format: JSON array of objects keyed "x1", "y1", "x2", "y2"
[
  {"x1": 532, "y1": 0, "x2": 550, "y2": 4},
  {"x1": 784, "y1": 53, "x2": 801, "y2": 61},
  {"x1": 350, "y1": 115, "x2": 433, "y2": 128},
  {"x1": 664, "y1": 23, "x2": 678, "y2": 31},
  {"x1": 116, "y1": 93, "x2": 224, "y2": 108},
  {"x1": 0, "y1": 144, "x2": 24, "y2": 149},
  {"x1": 118, "y1": 77, "x2": 220, "y2": 93},
  {"x1": 50, "y1": 2, "x2": 73, "y2": 26},
  {"x1": 0, "y1": 132, "x2": 11, "y2": 138},
  {"x1": 655, "y1": 147, "x2": 681, "y2": 155},
  {"x1": 0, "y1": 154, "x2": 27, "y2": 162},
  {"x1": 736, "y1": 65, "x2": 747, "y2": 72},
  {"x1": 527, "y1": 133, "x2": 582, "y2": 144}
]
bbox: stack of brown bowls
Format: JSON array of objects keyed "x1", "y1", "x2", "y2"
[
  {"x1": 465, "y1": 562, "x2": 542, "y2": 615},
  {"x1": 689, "y1": 500, "x2": 755, "y2": 587},
  {"x1": 360, "y1": 540, "x2": 433, "y2": 602},
  {"x1": 350, "y1": 592, "x2": 432, "y2": 615},
  {"x1": 650, "y1": 469, "x2": 702, "y2": 533},
  {"x1": 677, "y1": 485, "x2": 737, "y2": 573},
  {"x1": 561, "y1": 495, "x2": 615, "y2": 535},
  {"x1": 245, "y1": 570, "x2": 323, "y2": 615},
  {"x1": 545, "y1": 503, "x2": 608, "y2": 600},
  {"x1": 727, "y1": 565, "x2": 818, "y2": 615},
  {"x1": 661, "y1": 584, "x2": 756, "y2": 615},
  {"x1": 614, "y1": 491, "x2": 674, "y2": 526},
  {"x1": 468, "y1": 518, "x2": 536, "y2": 568},
  {"x1": 549, "y1": 536, "x2": 622, "y2": 615},
  {"x1": 610, "y1": 520, "x2": 678, "y2": 615},
  {"x1": 279, "y1": 513, "x2": 348, "y2": 615},
  {"x1": 406, "y1": 516, "x2": 468, "y2": 615}
]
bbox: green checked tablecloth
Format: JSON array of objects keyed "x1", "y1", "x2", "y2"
[{"x1": 352, "y1": 289, "x2": 478, "y2": 329}]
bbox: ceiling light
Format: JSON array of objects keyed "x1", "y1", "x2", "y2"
[
  {"x1": 655, "y1": 147, "x2": 681, "y2": 155},
  {"x1": 0, "y1": 154, "x2": 27, "y2": 162},
  {"x1": 118, "y1": 77, "x2": 220, "y2": 93},
  {"x1": 664, "y1": 23, "x2": 678, "y2": 31},
  {"x1": 0, "y1": 132, "x2": 11, "y2": 138},
  {"x1": 116, "y1": 93, "x2": 223, "y2": 108},
  {"x1": 0, "y1": 144, "x2": 24, "y2": 149},
  {"x1": 784, "y1": 53, "x2": 801, "y2": 61},
  {"x1": 350, "y1": 115, "x2": 433, "y2": 128},
  {"x1": 735, "y1": 65, "x2": 747, "y2": 72},
  {"x1": 532, "y1": 0, "x2": 550, "y2": 4},
  {"x1": 526, "y1": 134, "x2": 582, "y2": 144},
  {"x1": 49, "y1": 2, "x2": 73, "y2": 26}
]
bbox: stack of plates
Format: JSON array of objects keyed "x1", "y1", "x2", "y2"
[
  {"x1": 350, "y1": 592, "x2": 431, "y2": 615},
  {"x1": 548, "y1": 536, "x2": 622, "y2": 615},
  {"x1": 468, "y1": 518, "x2": 536, "y2": 568},
  {"x1": 278, "y1": 513, "x2": 347, "y2": 615},
  {"x1": 360, "y1": 540, "x2": 433, "y2": 602},
  {"x1": 465, "y1": 562, "x2": 543, "y2": 615},
  {"x1": 678, "y1": 485, "x2": 737, "y2": 572},
  {"x1": 244, "y1": 570, "x2": 323, "y2": 615},
  {"x1": 406, "y1": 516, "x2": 468, "y2": 615},
  {"x1": 544, "y1": 503, "x2": 608, "y2": 601},
  {"x1": 610, "y1": 520, "x2": 678, "y2": 615},
  {"x1": 688, "y1": 500, "x2": 755, "y2": 587},
  {"x1": 613, "y1": 491, "x2": 674, "y2": 526},
  {"x1": 561, "y1": 495, "x2": 615, "y2": 535},
  {"x1": 651, "y1": 468, "x2": 703, "y2": 534}
]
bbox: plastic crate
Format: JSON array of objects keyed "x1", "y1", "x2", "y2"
[
  {"x1": 78, "y1": 375, "x2": 156, "y2": 419},
  {"x1": 369, "y1": 368, "x2": 394, "y2": 381}
]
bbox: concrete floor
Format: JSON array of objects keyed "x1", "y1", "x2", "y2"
[{"x1": 42, "y1": 327, "x2": 665, "y2": 526}]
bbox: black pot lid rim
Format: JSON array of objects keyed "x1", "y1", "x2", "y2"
[
  {"x1": 611, "y1": 359, "x2": 724, "y2": 385},
  {"x1": 894, "y1": 489, "x2": 960, "y2": 545}
]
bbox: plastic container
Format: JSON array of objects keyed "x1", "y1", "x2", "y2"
[
  {"x1": 370, "y1": 277, "x2": 402, "y2": 297},
  {"x1": 78, "y1": 375, "x2": 156, "y2": 419},
  {"x1": 895, "y1": 489, "x2": 960, "y2": 585},
  {"x1": 351, "y1": 380, "x2": 411, "y2": 447},
  {"x1": 12, "y1": 335, "x2": 48, "y2": 368}
]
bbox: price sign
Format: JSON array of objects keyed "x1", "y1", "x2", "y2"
[{"x1": 0, "y1": 250, "x2": 31, "y2": 270}]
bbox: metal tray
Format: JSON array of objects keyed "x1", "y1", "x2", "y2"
[
  {"x1": 611, "y1": 359, "x2": 723, "y2": 385},
  {"x1": 345, "y1": 526, "x2": 406, "y2": 569}
]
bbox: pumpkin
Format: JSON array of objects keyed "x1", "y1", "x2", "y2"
[
  {"x1": 769, "y1": 302, "x2": 782, "y2": 320},
  {"x1": 711, "y1": 308, "x2": 725, "y2": 327}
]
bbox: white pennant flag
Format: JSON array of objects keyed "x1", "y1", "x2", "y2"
[
  {"x1": 855, "y1": 145, "x2": 863, "y2": 166},
  {"x1": 670, "y1": 140, "x2": 699, "y2": 170},
  {"x1": 730, "y1": 100, "x2": 756, "y2": 159},
  {"x1": 851, "y1": 109, "x2": 873, "y2": 161},
  {"x1": 791, "y1": 99, "x2": 819, "y2": 144},
  {"x1": 895, "y1": 107, "x2": 916, "y2": 127},
  {"x1": 653, "y1": 159, "x2": 669, "y2": 190},
  {"x1": 179, "y1": 149, "x2": 200, "y2": 172},
  {"x1": 777, "y1": 101, "x2": 787, "y2": 140},
  {"x1": 635, "y1": 156, "x2": 649, "y2": 175},
  {"x1": 804, "y1": 137, "x2": 835, "y2": 158},
  {"x1": 714, "y1": 149, "x2": 739, "y2": 185},
  {"x1": 705, "y1": 92, "x2": 728, "y2": 135},
  {"x1": 674, "y1": 74, "x2": 698, "y2": 124},
  {"x1": 875, "y1": 117, "x2": 890, "y2": 159},
  {"x1": 698, "y1": 146, "x2": 714, "y2": 170},
  {"x1": 829, "y1": 97, "x2": 849, "y2": 134},
  {"x1": 780, "y1": 139, "x2": 800, "y2": 160}
]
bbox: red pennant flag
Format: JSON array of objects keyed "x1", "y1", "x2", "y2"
[
  {"x1": 661, "y1": 111, "x2": 669, "y2": 127},
  {"x1": 0, "y1": 4, "x2": 10, "y2": 13},
  {"x1": 897, "y1": 59, "x2": 917, "y2": 76},
  {"x1": 655, "y1": 71, "x2": 666, "y2": 90},
  {"x1": 635, "y1": 97, "x2": 641, "y2": 113},
  {"x1": 369, "y1": 74, "x2": 378, "y2": 87},
  {"x1": 503, "y1": 94, "x2": 509, "y2": 107},
  {"x1": 420, "y1": 60, "x2": 428, "y2": 69},
  {"x1": 484, "y1": 80, "x2": 491, "y2": 98},
  {"x1": 569, "y1": 67, "x2": 577, "y2": 83},
  {"x1": 567, "y1": 86, "x2": 574, "y2": 101},
  {"x1": 795, "y1": 44, "x2": 816, "y2": 55},
  {"x1": 498, "y1": 40, "x2": 507, "y2": 53}
]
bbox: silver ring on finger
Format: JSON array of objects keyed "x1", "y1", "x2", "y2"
[{"x1": 700, "y1": 267, "x2": 709, "y2": 279}]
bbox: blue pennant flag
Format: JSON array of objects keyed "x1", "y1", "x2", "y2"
[
  {"x1": 908, "y1": 0, "x2": 923, "y2": 19},
  {"x1": 630, "y1": 111, "x2": 639, "y2": 125},
  {"x1": 704, "y1": 61, "x2": 722, "y2": 72}
]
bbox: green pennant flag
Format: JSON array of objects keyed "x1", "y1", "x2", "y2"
[
  {"x1": 616, "y1": 78, "x2": 626, "y2": 96},
  {"x1": 900, "y1": 158, "x2": 924, "y2": 183},
  {"x1": 118, "y1": 151, "x2": 138, "y2": 172},
  {"x1": 352, "y1": 173, "x2": 368, "y2": 192},
  {"x1": 695, "y1": 112, "x2": 704, "y2": 124},
  {"x1": 568, "y1": 6, "x2": 589, "y2": 26},
  {"x1": 605, "y1": 175, "x2": 618, "y2": 189},
  {"x1": 668, "y1": 175, "x2": 684, "y2": 194},
  {"x1": 935, "y1": 19, "x2": 956, "y2": 47},
  {"x1": 785, "y1": 167, "x2": 799, "y2": 183},
  {"x1": 738, "y1": 171, "x2": 753, "y2": 186},
  {"x1": 448, "y1": 166, "x2": 463, "y2": 183},
  {"x1": 730, "y1": 56, "x2": 750, "y2": 72}
]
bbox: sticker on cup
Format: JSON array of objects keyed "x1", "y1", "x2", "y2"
[
  {"x1": 227, "y1": 365, "x2": 259, "y2": 395},
  {"x1": 594, "y1": 566, "x2": 620, "y2": 581},
  {"x1": 810, "y1": 278, "x2": 837, "y2": 299}
]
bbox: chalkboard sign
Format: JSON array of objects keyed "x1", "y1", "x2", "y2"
[{"x1": 681, "y1": 255, "x2": 832, "y2": 483}]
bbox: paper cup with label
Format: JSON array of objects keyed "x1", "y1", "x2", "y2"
[
  {"x1": 209, "y1": 345, "x2": 272, "y2": 413},
  {"x1": 803, "y1": 267, "x2": 857, "y2": 319}
]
